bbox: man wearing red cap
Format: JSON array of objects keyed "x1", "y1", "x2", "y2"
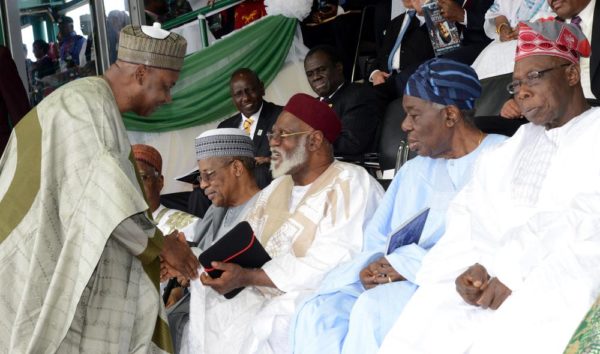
[
  {"x1": 132, "y1": 144, "x2": 201, "y2": 242},
  {"x1": 185, "y1": 93, "x2": 384, "y2": 354},
  {"x1": 379, "y1": 19, "x2": 600, "y2": 354},
  {"x1": 501, "y1": 0, "x2": 599, "y2": 118}
]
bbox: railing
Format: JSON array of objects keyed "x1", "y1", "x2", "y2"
[
  {"x1": 162, "y1": 0, "x2": 244, "y2": 30},
  {"x1": 162, "y1": 0, "x2": 244, "y2": 49}
]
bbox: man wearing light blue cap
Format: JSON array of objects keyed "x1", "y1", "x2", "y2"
[{"x1": 291, "y1": 58, "x2": 507, "y2": 354}]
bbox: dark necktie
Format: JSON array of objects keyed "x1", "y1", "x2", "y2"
[
  {"x1": 320, "y1": 96, "x2": 333, "y2": 107},
  {"x1": 571, "y1": 15, "x2": 582, "y2": 30}
]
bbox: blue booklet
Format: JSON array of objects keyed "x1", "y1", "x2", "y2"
[{"x1": 386, "y1": 208, "x2": 430, "y2": 255}]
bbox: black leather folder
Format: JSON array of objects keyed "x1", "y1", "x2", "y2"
[{"x1": 198, "y1": 221, "x2": 271, "y2": 299}]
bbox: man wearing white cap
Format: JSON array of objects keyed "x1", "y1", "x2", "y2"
[
  {"x1": 184, "y1": 94, "x2": 384, "y2": 354},
  {"x1": 0, "y1": 23, "x2": 197, "y2": 353},
  {"x1": 165, "y1": 128, "x2": 262, "y2": 352}
]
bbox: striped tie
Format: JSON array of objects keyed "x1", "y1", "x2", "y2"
[{"x1": 242, "y1": 117, "x2": 254, "y2": 134}]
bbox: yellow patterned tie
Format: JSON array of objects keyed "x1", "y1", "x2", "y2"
[{"x1": 242, "y1": 117, "x2": 254, "y2": 134}]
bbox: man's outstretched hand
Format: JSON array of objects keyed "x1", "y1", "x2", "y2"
[
  {"x1": 160, "y1": 230, "x2": 199, "y2": 281},
  {"x1": 455, "y1": 263, "x2": 511, "y2": 310}
]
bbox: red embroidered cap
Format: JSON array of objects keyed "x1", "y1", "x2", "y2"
[
  {"x1": 516, "y1": 18, "x2": 591, "y2": 64},
  {"x1": 132, "y1": 144, "x2": 162, "y2": 173},
  {"x1": 283, "y1": 93, "x2": 341, "y2": 144}
]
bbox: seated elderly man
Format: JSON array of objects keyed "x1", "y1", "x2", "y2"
[
  {"x1": 133, "y1": 144, "x2": 201, "y2": 240},
  {"x1": 164, "y1": 128, "x2": 261, "y2": 352},
  {"x1": 133, "y1": 143, "x2": 202, "y2": 309},
  {"x1": 182, "y1": 94, "x2": 384, "y2": 354},
  {"x1": 292, "y1": 58, "x2": 507, "y2": 354},
  {"x1": 500, "y1": 0, "x2": 599, "y2": 118},
  {"x1": 379, "y1": 19, "x2": 600, "y2": 354}
]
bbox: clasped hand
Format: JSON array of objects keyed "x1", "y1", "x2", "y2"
[
  {"x1": 200, "y1": 261, "x2": 249, "y2": 295},
  {"x1": 160, "y1": 230, "x2": 199, "y2": 282},
  {"x1": 359, "y1": 256, "x2": 405, "y2": 290},
  {"x1": 455, "y1": 263, "x2": 512, "y2": 310}
]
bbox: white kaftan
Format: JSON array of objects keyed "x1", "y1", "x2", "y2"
[
  {"x1": 185, "y1": 161, "x2": 384, "y2": 354},
  {"x1": 379, "y1": 108, "x2": 600, "y2": 354}
]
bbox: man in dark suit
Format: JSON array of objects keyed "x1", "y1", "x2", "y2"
[
  {"x1": 369, "y1": 0, "x2": 435, "y2": 101},
  {"x1": 218, "y1": 68, "x2": 282, "y2": 188},
  {"x1": 304, "y1": 45, "x2": 382, "y2": 156},
  {"x1": 437, "y1": 0, "x2": 494, "y2": 65},
  {"x1": 500, "y1": 0, "x2": 599, "y2": 118}
]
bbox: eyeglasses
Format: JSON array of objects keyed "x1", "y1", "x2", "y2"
[
  {"x1": 506, "y1": 63, "x2": 571, "y2": 94},
  {"x1": 198, "y1": 160, "x2": 234, "y2": 183},
  {"x1": 266, "y1": 130, "x2": 313, "y2": 141},
  {"x1": 139, "y1": 170, "x2": 159, "y2": 182}
]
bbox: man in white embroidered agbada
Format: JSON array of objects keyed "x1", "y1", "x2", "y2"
[{"x1": 184, "y1": 93, "x2": 384, "y2": 354}]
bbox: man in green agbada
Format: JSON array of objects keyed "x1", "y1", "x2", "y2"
[{"x1": 0, "y1": 23, "x2": 198, "y2": 353}]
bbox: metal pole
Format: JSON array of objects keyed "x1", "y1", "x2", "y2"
[
  {"x1": 198, "y1": 14, "x2": 209, "y2": 50},
  {"x1": 129, "y1": 0, "x2": 145, "y2": 26},
  {"x1": 92, "y1": 0, "x2": 110, "y2": 73}
]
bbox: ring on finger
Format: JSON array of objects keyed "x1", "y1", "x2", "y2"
[{"x1": 387, "y1": 276, "x2": 392, "y2": 283}]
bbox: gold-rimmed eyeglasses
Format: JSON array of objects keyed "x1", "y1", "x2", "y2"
[{"x1": 266, "y1": 130, "x2": 313, "y2": 141}]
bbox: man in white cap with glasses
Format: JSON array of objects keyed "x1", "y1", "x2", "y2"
[
  {"x1": 184, "y1": 93, "x2": 384, "y2": 354},
  {"x1": 0, "y1": 23, "x2": 198, "y2": 353},
  {"x1": 164, "y1": 128, "x2": 262, "y2": 353}
]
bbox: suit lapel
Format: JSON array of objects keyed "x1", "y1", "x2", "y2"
[
  {"x1": 329, "y1": 83, "x2": 346, "y2": 107},
  {"x1": 232, "y1": 114, "x2": 243, "y2": 128},
  {"x1": 253, "y1": 102, "x2": 271, "y2": 152}
]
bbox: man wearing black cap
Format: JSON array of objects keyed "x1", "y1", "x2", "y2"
[{"x1": 185, "y1": 93, "x2": 384, "y2": 354}]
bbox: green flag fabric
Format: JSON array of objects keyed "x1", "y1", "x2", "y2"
[{"x1": 123, "y1": 15, "x2": 297, "y2": 132}]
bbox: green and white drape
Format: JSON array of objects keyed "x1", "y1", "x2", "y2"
[{"x1": 123, "y1": 15, "x2": 297, "y2": 132}]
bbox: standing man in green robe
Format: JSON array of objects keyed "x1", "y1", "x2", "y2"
[{"x1": 0, "y1": 23, "x2": 198, "y2": 353}]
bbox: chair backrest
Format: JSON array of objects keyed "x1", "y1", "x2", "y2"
[
  {"x1": 351, "y1": 5, "x2": 377, "y2": 82},
  {"x1": 475, "y1": 73, "x2": 513, "y2": 117},
  {"x1": 378, "y1": 97, "x2": 408, "y2": 170},
  {"x1": 395, "y1": 141, "x2": 410, "y2": 172}
]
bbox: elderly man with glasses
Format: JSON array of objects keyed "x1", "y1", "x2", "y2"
[
  {"x1": 182, "y1": 93, "x2": 384, "y2": 354},
  {"x1": 163, "y1": 128, "x2": 261, "y2": 352},
  {"x1": 291, "y1": 58, "x2": 507, "y2": 354},
  {"x1": 378, "y1": 18, "x2": 600, "y2": 354}
]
